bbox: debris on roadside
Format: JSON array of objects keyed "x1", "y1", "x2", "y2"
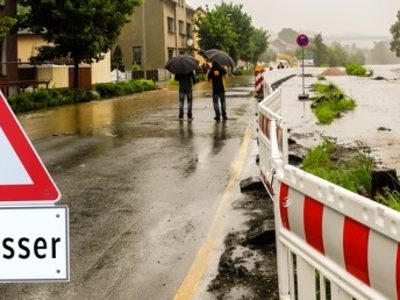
[
  {"x1": 247, "y1": 219, "x2": 275, "y2": 245},
  {"x1": 319, "y1": 67, "x2": 346, "y2": 76},
  {"x1": 208, "y1": 189, "x2": 278, "y2": 299},
  {"x1": 240, "y1": 177, "x2": 264, "y2": 193}
]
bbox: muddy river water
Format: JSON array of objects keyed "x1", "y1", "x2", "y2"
[{"x1": 282, "y1": 64, "x2": 400, "y2": 174}]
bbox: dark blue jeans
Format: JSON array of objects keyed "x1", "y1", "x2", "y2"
[
  {"x1": 179, "y1": 89, "x2": 193, "y2": 118},
  {"x1": 212, "y1": 92, "x2": 226, "y2": 118}
]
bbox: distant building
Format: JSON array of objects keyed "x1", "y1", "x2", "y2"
[{"x1": 115, "y1": 0, "x2": 195, "y2": 80}]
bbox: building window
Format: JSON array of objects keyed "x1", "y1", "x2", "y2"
[
  {"x1": 167, "y1": 17, "x2": 175, "y2": 34},
  {"x1": 179, "y1": 20, "x2": 185, "y2": 35},
  {"x1": 168, "y1": 48, "x2": 174, "y2": 60},
  {"x1": 179, "y1": 49, "x2": 186, "y2": 56},
  {"x1": 132, "y1": 47, "x2": 142, "y2": 66},
  {"x1": 186, "y1": 23, "x2": 192, "y2": 37}
]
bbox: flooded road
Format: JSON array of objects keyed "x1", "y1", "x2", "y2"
[
  {"x1": 281, "y1": 65, "x2": 400, "y2": 173},
  {"x1": 4, "y1": 76, "x2": 258, "y2": 299}
]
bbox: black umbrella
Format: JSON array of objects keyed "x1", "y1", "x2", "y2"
[
  {"x1": 165, "y1": 55, "x2": 199, "y2": 74},
  {"x1": 202, "y1": 49, "x2": 235, "y2": 68}
]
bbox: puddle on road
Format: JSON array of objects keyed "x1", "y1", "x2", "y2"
[
  {"x1": 18, "y1": 76, "x2": 254, "y2": 142},
  {"x1": 17, "y1": 90, "x2": 178, "y2": 142}
]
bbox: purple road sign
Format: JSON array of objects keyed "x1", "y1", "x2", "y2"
[{"x1": 296, "y1": 34, "x2": 309, "y2": 47}]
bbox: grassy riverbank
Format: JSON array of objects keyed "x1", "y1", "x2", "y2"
[
  {"x1": 302, "y1": 139, "x2": 373, "y2": 194},
  {"x1": 301, "y1": 139, "x2": 400, "y2": 211}
]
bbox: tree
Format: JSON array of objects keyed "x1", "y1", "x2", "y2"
[
  {"x1": 311, "y1": 34, "x2": 328, "y2": 66},
  {"x1": 369, "y1": 41, "x2": 400, "y2": 64},
  {"x1": 390, "y1": 10, "x2": 400, "y2": 58},
  {"x1": 242, "y1": 28, "x2": 269, "y2": 64},
  {"x1": 259, "y1": 48, "x2": 277, "y2": 64},
  {"x1": 195, "y1": 2, "x2": 255, "y2": 62},
  {"x1": 195, "y1": 6, "x2": 237, "y2": 53},
  {"x1": 328, "y1": 42, "x2": 348, "y2": 67},
  {"x1": 348, "y1": 49, "x2": 366, "y2": 65},
  {"x1": 0, "y1": 17, "x2": 16, "y2": 40},
  {"x1": 18, "y1": 0, "x2": 141, "y2": 88},
  {"x1": 278, "y1": 28, "x2": 298, "y2": 45},
  {"x1": 217, "y1": 3, "x2": 254, "y2": 62}
]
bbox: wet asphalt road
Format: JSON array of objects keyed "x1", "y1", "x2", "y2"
[{"x1": 2, "y1": 77, "x2": 258, "y2": 299}]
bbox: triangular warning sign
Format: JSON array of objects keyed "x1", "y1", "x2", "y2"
[{"x1": 0, "y1": 91, "x2": 60, "y2": 203}]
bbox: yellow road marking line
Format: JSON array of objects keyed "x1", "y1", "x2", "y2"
[{"x1": 173, "y1": 125, "x2": 252, "y2": 300}]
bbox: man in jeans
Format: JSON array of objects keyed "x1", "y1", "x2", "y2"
[
  {"x1": 207, "y1": 62, "x2": 227, "y2": 121},
  {"x1": 175, "y1": 71, "x2": 196, "y2": 120}
]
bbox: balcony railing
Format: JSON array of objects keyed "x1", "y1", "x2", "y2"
[{"x1": 0, "y1": 62, "x2": 52, "y2": 92}]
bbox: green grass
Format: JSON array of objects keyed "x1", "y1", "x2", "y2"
[
  {"x1": 375, "y1": 189, "x2": 400, "y2": 211},
  {"x1": 302, "y1": 140, "x2": 400, "y2": 212},
  {"x1": 311, "y1": 83, "x2": 356, "y2": 124},
  {"x1": 302, "y1": 140, "x2": 373, "y2": 194}
]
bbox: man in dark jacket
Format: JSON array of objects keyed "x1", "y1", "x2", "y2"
[
  {"x1": 175, "y1": 71, "x2": 196, "y2": 120},
  {"x1": 207, "y1": 62, "x2": 227, "y2": 121}
]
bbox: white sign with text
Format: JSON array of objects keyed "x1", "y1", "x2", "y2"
[{"x1": 0, "y1": 206, "x2": 69, "y2": 282}]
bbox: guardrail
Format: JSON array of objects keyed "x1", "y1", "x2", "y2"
[{"x1": 258, "y1": 88, "x2": 400, "y2": 300}]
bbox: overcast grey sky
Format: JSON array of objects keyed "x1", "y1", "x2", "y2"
[{"x1": 187, "y1": 0, "x2": 399, "y2": 37}]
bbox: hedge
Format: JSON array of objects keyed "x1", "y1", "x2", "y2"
[{"x1": 7, "y1": 79, "x2": 157, "y2": 113}]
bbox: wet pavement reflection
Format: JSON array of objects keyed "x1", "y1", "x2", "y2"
[{"x1": 18, "y1": 76, "x2": 255, "y2": 143}]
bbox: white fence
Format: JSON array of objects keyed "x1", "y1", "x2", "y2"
[{"x1": 258, "y1": 88, "x2": 400, "y2": 300}]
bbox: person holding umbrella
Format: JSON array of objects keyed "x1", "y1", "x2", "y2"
[
  {"x1": 175, "y1": 71, "x2": 196, "y2": 120},
  {"x1": 201, "y1": 49, "x2": 234, "y2": 121},
  {"x1": 207, "y1": 62, "x2": 228, "y2": 121},
  {"x1": 165, "y1": 55, "x2": 199, "y2": 120}
]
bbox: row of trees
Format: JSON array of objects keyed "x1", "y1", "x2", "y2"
[
  {"x1": 295, "y1": 33, "x2": 366, "y2": 67},
  {"x1": 260, "y1": 27, "x2": 400, "y2": 67},
  {"x1": 300, "y1": 33, "x2": 400, "y2": 66},
  {"x1": 195, "y1": 3, "x2": 268, "y2": 64}
]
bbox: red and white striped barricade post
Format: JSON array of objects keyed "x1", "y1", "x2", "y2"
[
  {"x1": 258, "y1": 88, "x2": 400, "y2": 299},
  {"x1": 255, "y1": 68, "x2": 266, "y2": 101}
]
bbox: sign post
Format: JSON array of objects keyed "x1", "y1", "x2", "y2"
[
  {"x1": 296, "y1": 34, "x2": 309, "y2": 100},
  {"x1": 0, "y1": 91, "x2": 69, "y2": 282}
]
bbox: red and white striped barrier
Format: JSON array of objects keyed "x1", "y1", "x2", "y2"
[
  {"x1": 279, "y1": 166, "x2": 400, "y2": 299},
  {"x1": 258, "y1": 88, "x2": 400, "y2": 300},
  {"x1": 255, "y1": 70, "x2": 265, "y2": 95}
]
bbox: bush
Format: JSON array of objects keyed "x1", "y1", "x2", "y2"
[
  {"x1": 311, "y1": 83, "x2": 356, "y2": 124},
  {"x1": 7, "y1": 79, "x2": 157, "y2": 113},
  {"x1": 93, "y1": 79, "x2": 156, "y2": 98},
  {"x1": 345, "y1": 63, "x2": 372, "y2": 77}
]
